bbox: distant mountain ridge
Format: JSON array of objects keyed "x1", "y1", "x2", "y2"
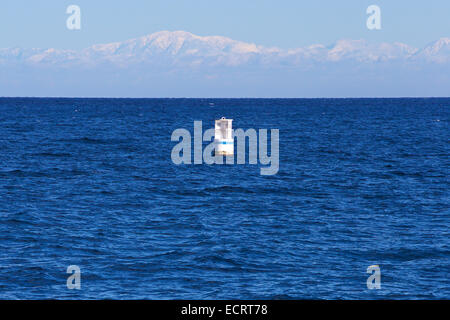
[
  {"x1": 1, "y1": 31, "x2": 449, "y2": 97},
  {"x1": 1, "y1": 31, "x2": 449, "y2": 67}
]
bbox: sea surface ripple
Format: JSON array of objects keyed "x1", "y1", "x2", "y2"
[{"x1": 0, "y1": 98, "x2": 448, "y2": 299}]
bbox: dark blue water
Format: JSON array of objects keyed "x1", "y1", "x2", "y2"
[{"x1": 0, "y1": 98, "x2": 448, "y2": 299}]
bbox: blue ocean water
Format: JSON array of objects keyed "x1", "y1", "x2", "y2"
[{"x1": 0, "y1": 98, "x2": 448, "y2": 300}]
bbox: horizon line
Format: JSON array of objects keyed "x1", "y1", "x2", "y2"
[{"x1": 1, "y1": 96, "x2": 449, "y2": 100}]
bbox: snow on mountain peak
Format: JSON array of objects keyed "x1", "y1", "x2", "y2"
[
  {"x1": 414, "y1": 37, "x2": 450, "y2": 63},
  {"x1": 425, "y1": 37, "x2": 450, "y2": 53},
  {"x1": 1, "y1": 31, "x2": 448, "y2": 67},
  {"x1": 327, "y1": 39, "x2": 418, "y2": 62}
]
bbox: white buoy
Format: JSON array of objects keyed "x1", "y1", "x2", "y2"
[{"x1": 214, "y1": 117, "x2": 234, "y2": 156}]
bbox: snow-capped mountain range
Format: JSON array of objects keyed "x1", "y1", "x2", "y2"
[
  {"x1": 1, "y1": 31, "x2": 449, "y2": 97},
  {"x1": 1, "y1": 31, "x2": 449, "y2": 67}
]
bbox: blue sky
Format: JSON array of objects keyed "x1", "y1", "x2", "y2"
[{"x1": 0, "y1": 0, "x2": 449, "y2": 49}]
